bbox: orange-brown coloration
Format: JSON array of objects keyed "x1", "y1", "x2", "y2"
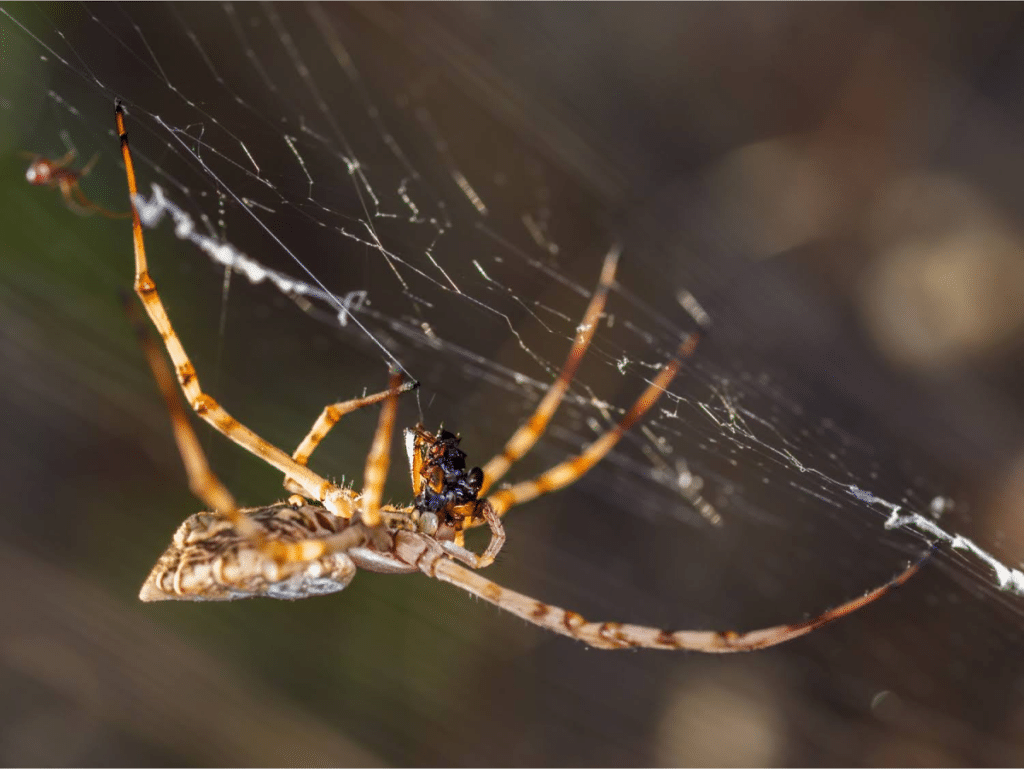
[
  {"x1": 481, "y1": 331, "x2": 699, "y2": 520},
  {"x1": 177, "y1": 362, "x2": 196, "y2": 387},
  {"x1": 24, "y1": 148, "x2": 130, "y2": 219},
  {"x1": 481, "y1": 582, "x2": 502, "y2": 602},
  {"x1": 117, "y1": 102, "x2": 369, "y2": 525},
  {"x1": 119, "y1": 103, "x2": 927, "y2": 651},
  {"x1": 359, "y1": 371, "x2": 403, "y2": 528},
  {"x1": 317, "y1": 482, "x2": 337, "y2": 508},
  {"x1": 478, "y1": 246, "x2": 621, "y2": 496},
  {"x1": 657, "y1": 630, "x2": 678, "y2": 648},
  {"x1": 563, "y1": 611, "x2": 586, "y2": 631},
  {"x1": 598, "y1": 622, "x2": 629, "y2": 647},
  {"x1": 430, "y1": 553, "x2": 927, "y2": 653},
  {"x1": 286, "y1": 380, "x2": 418, "y2": 486}
]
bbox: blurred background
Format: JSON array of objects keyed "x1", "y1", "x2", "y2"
[{"x1": 2, "y1": 3, "x2": 1024, "y2": 766}]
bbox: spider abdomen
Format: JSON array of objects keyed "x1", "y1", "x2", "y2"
[{"x1": 139, "y1": 503, "x2": 358, "y2": 601}]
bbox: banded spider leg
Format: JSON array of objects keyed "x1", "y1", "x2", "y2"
[{"x1": 119, "y1": 101, "x2": 927, "y2": 651}]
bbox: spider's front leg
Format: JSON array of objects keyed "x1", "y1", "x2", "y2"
[
  {"x1": 436, "y1": 500, "x2": 505, "y2": 569},
  {"x1": 283, "y1": 379, "x2": 419, "y2": 497},
  {"x1": 115, "y1": 102, "x2": 353, "y2": 520},
  {"x1": 478, "y1": 331, "x2": 699, "y2": 523}
]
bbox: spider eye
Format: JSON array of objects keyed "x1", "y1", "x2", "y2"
[{"x1": 467, "y1": 467, "x2": 483, "y2": 492}]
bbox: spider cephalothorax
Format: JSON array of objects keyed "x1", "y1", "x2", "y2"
[{"x1": 406, "y1": 426, "x2": 485, "y2": 531}]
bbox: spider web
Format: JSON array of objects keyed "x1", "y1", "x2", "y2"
[{"x1": 2, "y1": 4, "x2": 1024, "y2": 766}]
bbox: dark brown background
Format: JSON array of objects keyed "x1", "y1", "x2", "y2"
[{"x1": 1, "y1": 4, "x2": 1024, "y2": 766}]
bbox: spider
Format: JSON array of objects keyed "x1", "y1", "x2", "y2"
[
  {"x1": 24, "y1": 147, "x2": 129, "y2": 219},
  {"x1": 116, "y1": 102, "x2": 925, "y2": 651}
]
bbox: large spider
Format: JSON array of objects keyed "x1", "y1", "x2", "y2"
[{"x1": 117, "y1": 103, "x2": 924, "y2": 651}]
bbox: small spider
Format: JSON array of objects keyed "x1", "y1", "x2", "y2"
[
  {"x1": 24, "y1": 148, "x2": 129, "y2": 218},
  {"x1": 116, "y1": 103, "x2": 925, "y2": 651}
]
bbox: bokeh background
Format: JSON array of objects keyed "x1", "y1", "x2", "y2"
[{"x1": 2, "y1": 4, "x2": 1024, "y2": 766}]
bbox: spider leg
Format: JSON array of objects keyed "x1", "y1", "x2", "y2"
[
  {"x1": 58, "y1": 179, "x2": 100, "y2": 217},
  {"x1": 283, "y1": 379, "x2": 419, "y2": 496},
  {"x1": 439, "y1": 500, "x2": 506, "y2": 568},
  {"x1": 78, "y1": 151, "x2": 99, "y2": 177},
  {"x1": 477, "y1": 246, "x2": 620, "y2": 496},
  {"x1": 53, "y1": 148, "x2": 77, "y2": 168},
  {"x1": 67, "y1": 178, "x2": 132, "y2": 219},
  {"x1": 124, "y1": 292, "x2": 372, "y2": 567},
  {"x1": 404, "y1": 533, "x2": 929, "y2": 652},
  {"x1": 358, "y1": 370, "x2": 404, "y2": 528},
  {"x1": 121, "y1": 293, "x2": 259, "y2": 538},
  {"x1": 480, "y1": 332, "x2": 699, "y2": 520},
  {"x1": 115, "y1": 102, "x2": 356, "y2": 521}
]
